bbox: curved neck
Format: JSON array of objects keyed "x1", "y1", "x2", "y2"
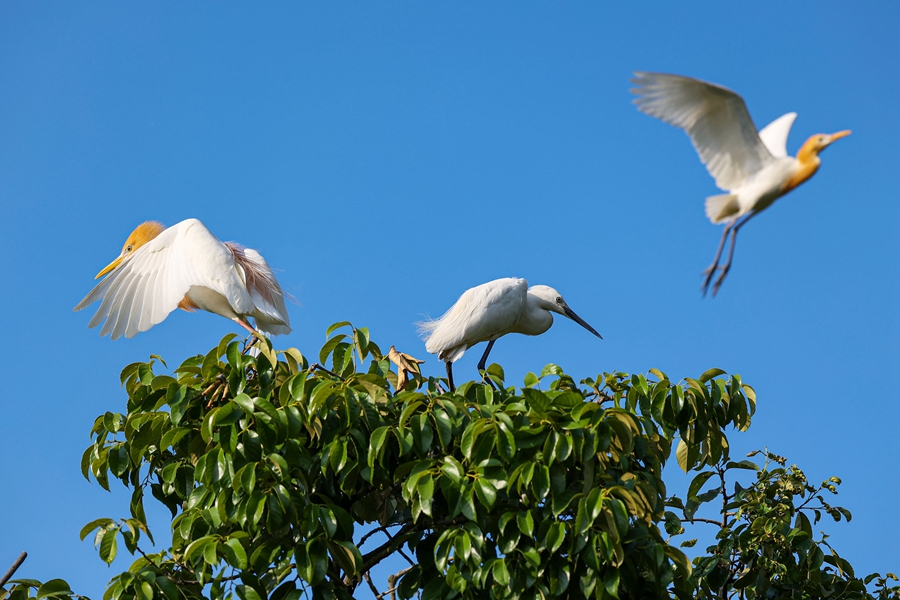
[
  {"x1": 511, "y1": 294, "x2": 554, "y2": 336},
  {"x1": 783, "y1": 137, "x2": 823, "y2": 193}
]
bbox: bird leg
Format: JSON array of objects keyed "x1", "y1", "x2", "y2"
[
  {"x1": 477, "y1": 340, "x2": 497, "y2": 389},
  {"x1": 233, "y1": 318, "x2": 258, "y2": 336},
  {"x1": 711, "y1": 213, "x2": 756, "y2": 297},
  {"x1": 702, "y1": 221, "x2": 736, "y2": 296},
  {"x1": 445, "y1": 361, "x2": 456, "y2": 393}
]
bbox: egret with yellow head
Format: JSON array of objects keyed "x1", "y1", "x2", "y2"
[
  {"x1": 75, "y1": 218, "x2": 291, "y2": 339},
  {"x1": 631, "y1": 72, "x2": 851, "y2": 296}
]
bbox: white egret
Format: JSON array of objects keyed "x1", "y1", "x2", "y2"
[
  {"x1": 631, "y1": 72, "x2": 851, "y2": 296},
  {"x1": 418, "y1": 278, "x2": 602, "y2": 391},
  {"x1": 75, "y1": 218, "x2": 291, "y2": 340}
]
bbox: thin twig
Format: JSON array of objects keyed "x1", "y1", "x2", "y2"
[
  {"x1": 0, "y1": 552, "x2": 27, "y2": 588},
  {"x1": 688, "y1": 517, "x2": 728, "y2": 526},
  {"x1": 133, "y1": 544, "x2": 157, "y2": 568},
  {"x1": 309, "y1": 363, "x2": 344, "y2": 380},
  {"x1": 363, "y1": 572, "x2": 380, "y2": 598},
  {"x1": 379, "y1": 568, "x2": 412, "y2": 600},
  {"x1": 397, "y1": 548, "x2": 416, "y2": 568},
  {"x1": 359, "y1": 525, "x2": 395, "y2": 547}
]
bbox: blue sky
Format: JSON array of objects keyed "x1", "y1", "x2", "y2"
[{"x1": 1, "y1": 2, "x2": 897, "y2": 596}]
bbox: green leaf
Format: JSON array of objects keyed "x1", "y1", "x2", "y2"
[
  {"x1": 676, "y1": 438, "x2": 689, "y2": 473},
  {"x1": 98, "y1": 527, "x2": 118, "y2": 564},
  {"x1": 688, "y1": 471, "x2": 715, "y2": 499},
  {"x1": 79, "y1": 518, "x2": 114, "y2": 541},
  {"x1": 474, "y1": 478, "x2": 497, "y2": 510},
  {"x1": 325, "y1": 321, "x2": 352, "y2": 338},
  {"x1": 517, "y1": 511, "x2": 534, "y2": 537},
  {"x1": 492, "y1": 559, "x2": 510, "y2": 586},
  {"x1": 222, "y1": 538, "x2": 248, "y2": 569},
  {"x1": 36, "y1": 580, "x2": 72, "y2": 599},
  {"x1": 699, "y1": 368, "x2": 726, "y2": 383},
  {"x1": 155, "y1": 577, "x2": 179, "y2": 600}
]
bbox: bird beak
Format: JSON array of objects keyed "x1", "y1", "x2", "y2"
[
  {"x1": 563, "y1": 306, "x2": 603, "y2": 339},
  {"x1": 826, "y1": 130, "x2": 852, "y2": 144},
  {"x1": 95, "y1": 255, "x2": 124, "y2": 279}
]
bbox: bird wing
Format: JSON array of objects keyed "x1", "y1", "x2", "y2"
[
  {"x1": 420, "y1": 278, "x2": 527, "y2": 361},
  {"x1": 757, "y1": 112, "x2": 797, "y2": 159},
  {"x1": 74, "y1": 219, "x2": 255, "y2": 340},
  {"x1": 235, "y1": 246, "x2": 292, "y2": 335},
  {"x1": 631, "y1": 72, "x2": 775, "y2": 191}
]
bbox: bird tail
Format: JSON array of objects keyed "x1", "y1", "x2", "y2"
[{"x1": 705, "y1": 193, "x2": 739, "y2": 224}]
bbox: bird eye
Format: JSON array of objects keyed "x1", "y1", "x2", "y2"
[
  {"x1": 556, "y1": 296, "x2": 563, "y2": 304},
  {"x1": 126, "y1": 245, "x2": 133, "y2": 253}
]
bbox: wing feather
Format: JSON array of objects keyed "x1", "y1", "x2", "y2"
[
  {"x1": 632, "y1": 72, "x2": 775, "y2": 191},
  {"x1": 75, "y1": 218, "x2": 258, "y2": 339},
  {"x1": 757, "y1": 112, "x2": 797, "y2": 159},
  {"x1": 419, "y1": 278, "x2": 527, "y2": 361},
  {"x1": 232, "y1": 246, "x2": 291, "y2": 335}
]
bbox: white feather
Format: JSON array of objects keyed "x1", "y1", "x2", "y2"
[
  {"x1": 757, "y1": 112, "x2": 797, "y2": 159},
  {"x1": 632, "y1": 72, "x2": 775, "y2": 191},
  {"x1": 75, "y1": 219, "x2": 291, "y2": 339}
]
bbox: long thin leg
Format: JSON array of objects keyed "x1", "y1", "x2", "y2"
[
  {"x1": 712, "y1": 212, "x2": 757, "y2": 297},
  {"x1": 445, "y1": 361, "x2": 455, "y2": 393},
  {"x1": 477, "y1": 340, "x2": 496, "y2": 372},
  {"x1": 702, "y1": 221, "x2": 735, "y2": 296},
  {"x1": 477, "y1": 340, "x2": 498, "y2": 389},
  {"x1": 232, "y1": 317, "x2": 257, "y2": 335}
]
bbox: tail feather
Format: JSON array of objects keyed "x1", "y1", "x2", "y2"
[{"x1": 705, "y1": 193, "x2": 739, "y2": 224}]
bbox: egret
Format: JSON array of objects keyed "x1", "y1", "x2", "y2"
[
  {"x1": 418, "y1": 277, "x2": 602, "y2": 392},
  {"x1": 631, "y1": 72, "x2": 851, "y2": 296},
  {"x1": 75, "y1": 218, "x2": 291, "y2": 340}
]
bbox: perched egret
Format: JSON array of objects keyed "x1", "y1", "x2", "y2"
[
  {"x1": 631, "y1": 72, "x2": 851, "y2": 296},
  {"x1": 75, "y1": 218, "x2": 291, "y2": 340},
  {"x1": 418, "y1": 278, "x2": 602, "y2": 391}
]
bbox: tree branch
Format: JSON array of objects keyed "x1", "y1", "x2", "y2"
[{"x1": 0, "y1": 552, "x2": 27, "y2": 588}]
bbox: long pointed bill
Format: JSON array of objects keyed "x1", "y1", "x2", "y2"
[
  {"x1": 826, "y1": 130, "x2": 852, "y2": 144},
  {"x1": 95, "y1": 256, "x2": 124, "y2": 279},
  {"x1": 563, "y1": 306, "x2": 603, "y2": 339}
]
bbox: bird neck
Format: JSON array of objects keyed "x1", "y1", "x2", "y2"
[
  {"x1": 783, "y1": 138, "x2": 822, "y2": 193},
  {"x1": 512, "y1": 295, "x2": 555, "y2": 336}
]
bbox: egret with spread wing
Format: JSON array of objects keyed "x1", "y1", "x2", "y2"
[
  {"x1": 631, "y1": 72, "x2": 850, "y2": 296},
  {"x1": 418, "y1": 278, "x2": 601, "y2": 392},
  {"x1": 75, "y1": 218, "x2": 291, "y2": 339}
]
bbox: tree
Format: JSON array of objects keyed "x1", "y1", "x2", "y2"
[{"x1": 2, "y1": 324, "x2": 897, "y2": 600}]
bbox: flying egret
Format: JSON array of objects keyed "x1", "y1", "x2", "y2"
[
  {"x1": 631, "y1": 72, "x2": 851, "y2": 296},
  {"x1": 75, "y1": 218, "x2": 291, "y2": 340},
  {"x1": 418, "y1": 277, "x2": 602, "y2": 392}
]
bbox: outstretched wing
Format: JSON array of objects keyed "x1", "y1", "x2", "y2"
[
  {"x1": 757, "y1": 112, "x2": 797, "y2": 159},
  {"x1": 632, "y1": 72, "x2": 775, "y2": 191},
  {"x1": 75, "y1": 219, "x2": 254, "y2": 340},
  {"x1": 419, "y1": 277, "x2": 527, "y2": 362}
]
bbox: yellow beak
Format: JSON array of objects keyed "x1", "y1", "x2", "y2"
[
  {"x1": 828, "y1": 130, "x2": 852, "y2": 143},
  {"x1": 95, "y1": 256, "x2": 124, "y2": 279}
]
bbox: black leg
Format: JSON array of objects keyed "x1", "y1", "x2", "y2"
[
  {"x1": 478, "y1": 340, "x2": 498, "y2": 389},
  {"x1": 712, "y1": 213, "x2": 756, "y2": 297},
  {"x1": 477, "y1": 340, "x2": 496, "y2": 372},
  {"x1": 445, "y1": 361, "x2": 455, "y2": 393},
  {"x1": 702, "y1": 221, "x2": 735, "y2": 297}
]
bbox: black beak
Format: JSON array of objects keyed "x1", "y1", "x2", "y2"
[{"x1": 563, "y1": 306, "x2": 602, "y2": 339}]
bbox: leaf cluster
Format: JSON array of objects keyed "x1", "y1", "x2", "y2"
[{"x1": 1, "y1": 325, "x2": 895, "y2": 600}]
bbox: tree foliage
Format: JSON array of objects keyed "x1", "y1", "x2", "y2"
[{"x1": 2, "y1": 325, "x2": 896, "y2": 600}]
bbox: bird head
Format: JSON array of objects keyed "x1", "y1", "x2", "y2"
[
  {"x1": 528, "y1": 285, "x2": 602, "y2": 339},
  {"x1": 798, "y1": 130, "x2": 851, "y2": 160},
  {"x1": 95, "y1": 221, "x2": 166, "y2": 279}
]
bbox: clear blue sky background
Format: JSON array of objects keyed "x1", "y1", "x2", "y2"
[{"x1": 1, "y1": 3, "x2": 897, "y2": 596}]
